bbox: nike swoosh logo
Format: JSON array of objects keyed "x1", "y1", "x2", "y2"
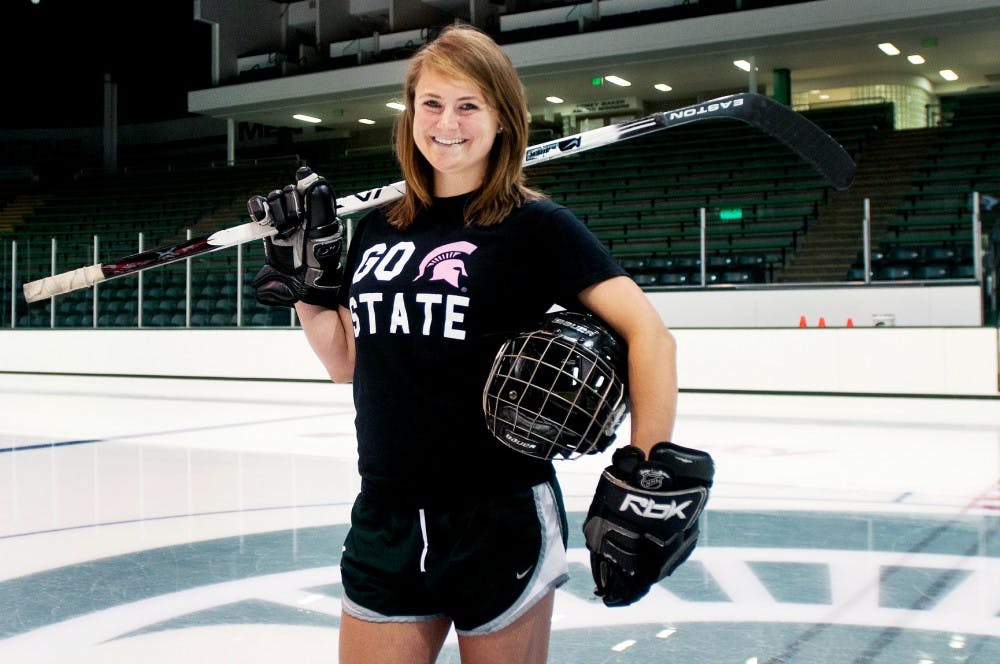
[{"x1": 516, "y1": 565, "x2": 534, "y2": 580}]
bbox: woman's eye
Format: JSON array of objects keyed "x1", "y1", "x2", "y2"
[{"x1": 459, "y1": 103, "x2": 479, "y2": 112}]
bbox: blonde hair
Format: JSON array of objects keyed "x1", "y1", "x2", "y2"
[{"x1": 387, "y1": 24, "x2": 542, "y2": 229}]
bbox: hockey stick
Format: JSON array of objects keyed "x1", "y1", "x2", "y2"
[{"x1": 22, "y1": 92, "x2": 854, "y2": 302}]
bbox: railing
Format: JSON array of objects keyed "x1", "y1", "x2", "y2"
[
  {"x1": 925, "y1": 102, "x2": 942, "y2": 128},
  {"x1": 2, "y1": 196, "x2": 995, "y2": 329}
]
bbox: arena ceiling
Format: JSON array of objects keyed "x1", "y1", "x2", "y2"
[{"x1": 186, "y1": 1, "x2": 1000, "y2": 134}]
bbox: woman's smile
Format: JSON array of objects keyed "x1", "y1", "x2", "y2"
[{"x1": 413, "y1": 68, "x2": 500, "y2": 197}]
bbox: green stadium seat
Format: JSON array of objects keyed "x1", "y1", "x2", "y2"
[
  {"x1": 876, "y1": 266, "x2": 912, "y2": 280},
  {"x1": 914, "y1": 265, "x2": 950, "y2": 280}
]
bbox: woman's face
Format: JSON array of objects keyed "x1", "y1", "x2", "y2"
[{"x1": 412, "y1": 67, "x2": 500, "y2": 197}]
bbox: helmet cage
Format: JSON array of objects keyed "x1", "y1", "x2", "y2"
[{"x1": 483, "y1": 311, "x2": 629, "y2": 460}]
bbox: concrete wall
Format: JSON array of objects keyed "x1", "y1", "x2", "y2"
[
  {"x1": 2, "y1": 325, "x2": 996, "y2": 396},
  {"x1": 647, "y1": 284, "x2": 983, "y2": 328}
]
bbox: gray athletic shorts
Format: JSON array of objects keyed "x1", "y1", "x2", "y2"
[{"x1": 340, "y1": 479, "x2": 570, "y2": 635}]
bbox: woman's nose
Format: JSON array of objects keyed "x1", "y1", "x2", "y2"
[{"x1": 436, "y1": 107, "x2": 459, "y2": 130}]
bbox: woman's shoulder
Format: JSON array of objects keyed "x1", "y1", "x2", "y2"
[
  {"x1": 354, "y1": 204, "x2": 393, "y2": 233},
  {"x1": 512, "y1": 197, "x2": 590, "y2": 233},
  {"x1": 513, "y1": 196, "x2": 575, "y2": 222},
  {"x1": 520, "y1": 196, "x2": 563, "y2": 213}
]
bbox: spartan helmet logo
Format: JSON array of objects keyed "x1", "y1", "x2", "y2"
[
  {"x1": 413, "y1": 241, "x2": 477, "y2": 289},
  {"x1": 483, "y1": 310, "x2": 630, "y2": 461}
]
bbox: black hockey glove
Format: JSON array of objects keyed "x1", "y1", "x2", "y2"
[
  {"x1": 248, "y1": 166, "x2": 344, "y2": 309},
  {"x1": 583, "y1": 442, "x2": 714, "y2": 607}
]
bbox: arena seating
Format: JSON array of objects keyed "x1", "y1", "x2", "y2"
[
  {"x1": 846, "y1": 91, "x2": 999, "y2": 281},
  {"x1": 2, "y1": 158, "x2": 303, "y2": 328},
  {"x1": 8, "y1": 99, "x2": 973, "y2": 327},
  {"x1": 3, "y1": 102, "x2": 894, "y2": 327},
  {"x1": 527, "y1": 101, "x2": 889, "y2": 286}
]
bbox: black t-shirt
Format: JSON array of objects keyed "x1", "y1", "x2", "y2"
[{"x1": 337, "y1": 194, "x2": 626, "y2": 503}]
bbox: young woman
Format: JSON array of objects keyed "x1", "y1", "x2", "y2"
[{"x1": 255, "y1": 24, "x2": 678, "y2": 664}]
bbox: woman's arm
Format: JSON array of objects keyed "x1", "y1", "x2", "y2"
[
  {"x1": 295, "y1": 302, "x2": 356, "y2": 383},
  {"x1": 578, "y1": 275, "x2": 677, "y2": 454}
]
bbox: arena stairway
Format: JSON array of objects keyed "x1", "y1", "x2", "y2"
[
  {"x1": 775, "y1": 127, "x2": 937, "y2": 283},
  {"x1": 882, "y1": 91, "x2": 999, "y2": 246},
  {"x1": 843, "y1": 90, "x2": 1000, "y2": 282}
]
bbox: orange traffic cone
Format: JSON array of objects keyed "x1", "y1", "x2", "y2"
[
  {"x1": 817, "y1": 316, "x2": 826, "y2": 328},
  {"x1": 846, "y1": 317, "x2": 854, "y2": 327},
  {"x1": 798, "y1": 315, "x2": 807, "y2": 327}
]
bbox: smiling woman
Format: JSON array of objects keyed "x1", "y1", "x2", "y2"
[
  {"x1": 411, "y1": 68, "x2": 500, "y2": 197},
  {"x1": 388, "y1": 24, "x2": 541, "y2": 230},
  {"x1": 248, "y1": 22, "x2": 683, "y2": 664}
]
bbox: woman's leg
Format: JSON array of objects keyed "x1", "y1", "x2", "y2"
[
  {"x1": 455, "y1": 590, "x2": 555, "y2": 664},
  {"x1": 339, "y1": 612, "x2": 452, "y2": 664}
]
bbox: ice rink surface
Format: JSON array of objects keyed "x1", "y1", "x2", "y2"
[{"x1": 1, "y1": 373, "x2": 998, "y2": 663}]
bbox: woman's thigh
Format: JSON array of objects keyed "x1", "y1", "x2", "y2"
[
  {"x1": 456, "y1": 590, "x2": 555, "y2": 664},
  {"x1": 339, "y1": 612, "x2": 452, "y2": 664}
]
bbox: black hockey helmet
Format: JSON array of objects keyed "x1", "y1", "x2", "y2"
[{"x1": 483, "y1": 310, "x2": 630, "y2": 460}]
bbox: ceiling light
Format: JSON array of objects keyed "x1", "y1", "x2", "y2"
[
  {"x1": 819, "y1": 94, "x2": 830, "y2": 100},
  {"x1": 545, "y1": 96, "x2": 564, "y2": 104},
  {"x1": 733, "y1": 60, "x2": 752, "y2": 72},
  {"x1": 939, "y1": 69, "x2": 959, "y2": 81},
  {"x1": 358, "y1": 118, "x2": 376, "y2": 125},
  {"x1": 907, "y1": 54, "x2": 925, "y2": 64},
  {"x1": 654, "y1": 83, "x2": 672, "y2": 92},
  {"x1": 878, "y1": 42, "x2": 900, "y2": 55},
  {"x1": 385, "y1": 102, "x2": 406, "y2": 111},
  {"x1": 292, "y1": 114, "x2": 322, "y2": 124},
  {"x1": 604, "y1": 75, "x2": 631, "y2": 87}
]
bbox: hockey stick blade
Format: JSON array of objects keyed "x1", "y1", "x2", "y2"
[
  {"x1": 23, "y1": 93, "x2": 853, "y2": 302},
  {"x1": 724, "y1": 93, "x2": 856, "y2": 191}
]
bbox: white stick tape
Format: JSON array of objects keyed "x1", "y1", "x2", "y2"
[{"x1": 22, "y1": 264, "x2": 106, "y2": 303}]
